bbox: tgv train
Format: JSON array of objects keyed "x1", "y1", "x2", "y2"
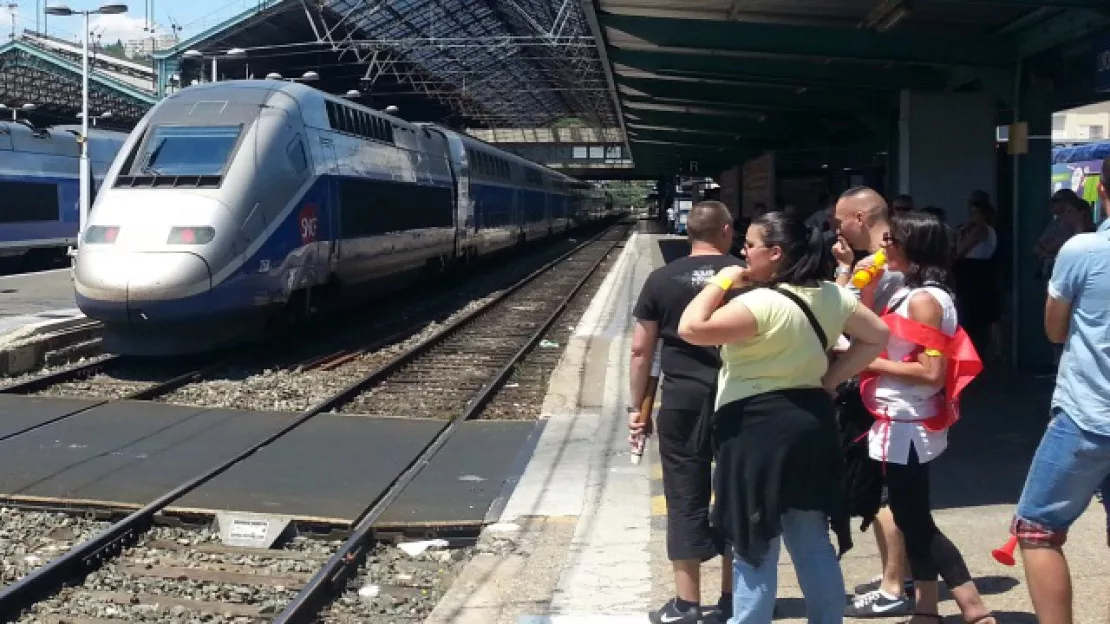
[
  {"x1": 0, "y1": 122, "x2": 127, "y2": 260},
  {"x1": 74, "y1": 80, "x2": 615, "y2": 355}
]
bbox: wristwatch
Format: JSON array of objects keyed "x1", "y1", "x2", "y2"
[
  {"x1": 626, "y1": 404, "x2": 641, "y2": 414},
  {"x1": 835, "y1": 265, "x2": 852, "y2": 277}
]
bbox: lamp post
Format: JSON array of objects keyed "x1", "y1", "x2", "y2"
[{"x1": 44, "y1": 3, "x2": 127, "y2": 256}]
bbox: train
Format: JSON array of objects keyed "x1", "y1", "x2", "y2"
[
  {"x1": 73, "y1": 80, "x2": 618, "y2": 355},
  {"x1": 0, "y1": 121, "x2": 127, "y2": 261}
]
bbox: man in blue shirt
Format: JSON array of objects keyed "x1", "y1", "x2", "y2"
[{"x1": 1012, "y1": 156, "x2": 1110, "y2": 624}]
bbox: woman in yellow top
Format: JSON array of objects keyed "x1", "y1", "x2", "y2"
[{"x1": 679, "y1": 211, "x2": 889, "y2": 623}]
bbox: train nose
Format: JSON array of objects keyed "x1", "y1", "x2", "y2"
[{"x1": 75, "y1": 250, "x2": 213, "y2": 322}]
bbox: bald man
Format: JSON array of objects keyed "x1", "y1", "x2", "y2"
[
  {"x1": 631, "y1": 200, "x2": 739, "y2": 624},
  {"x1": 832, "y1": 186, "x2": 914, "y2": 617}
]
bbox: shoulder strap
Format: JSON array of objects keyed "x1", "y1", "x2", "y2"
[
  {"x1": 889, "y1": 282, "x2": 953, "y2": 313},
  {"x1": 770, "y1": 286, "x2": 829, "y2": 352}
]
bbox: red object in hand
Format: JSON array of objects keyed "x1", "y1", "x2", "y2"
[{"x1": 992, "y1": 536, "x2": 1018, "y2": 566}]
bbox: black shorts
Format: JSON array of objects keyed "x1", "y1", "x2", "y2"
[{"x1": 657, "y1": 403, "x2": 725, "y2": 562}]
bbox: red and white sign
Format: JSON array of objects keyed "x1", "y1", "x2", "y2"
[{"x1": 299, "y1": 203, "x2": 319, "y2": 245}]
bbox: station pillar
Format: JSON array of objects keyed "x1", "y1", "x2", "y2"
[
  {"x1": 1011, "y1": 82, "x2": 1054, "y2": 373},
  {"x1": 896, "y1": 90, "x2": 998, "y2": 224}
]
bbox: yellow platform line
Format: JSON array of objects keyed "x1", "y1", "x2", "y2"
[{"x1": 651, "y1": 494, "x2": 667, "y2": 516}]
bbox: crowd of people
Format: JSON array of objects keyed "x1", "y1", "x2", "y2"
[{"x1": 629, "y1": 160, "x2": 1110, "y2": 624}]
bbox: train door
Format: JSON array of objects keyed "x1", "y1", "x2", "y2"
[
  {"x1": 319, "y1": 137, "x2": 340, "y2": 269},
  {"x1": 427, "y1": 127, "x2": 473, "y2": 260}
]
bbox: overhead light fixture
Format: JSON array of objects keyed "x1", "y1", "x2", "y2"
[
  {"x1": 862, "y1": 0, "x2": 911, "y2": 32},
  {"x1": 875, "y1": 6, "x2": 910, "y2": 32}
]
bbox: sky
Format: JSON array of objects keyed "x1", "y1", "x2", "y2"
[{"x1": 0, "y1": 0, "x2": 256, "y2": 46}]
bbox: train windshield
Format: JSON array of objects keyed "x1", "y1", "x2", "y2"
[{"x1": 139, "y1": 125, "x2": 242, "y2": 177}]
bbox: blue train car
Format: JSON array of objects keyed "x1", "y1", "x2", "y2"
[{"x1": 0, "y1": 121, "x2": 126, "y2": 260}]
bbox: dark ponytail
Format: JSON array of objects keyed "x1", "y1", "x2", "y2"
[{"x1": 752, "y1": 211, "x2": 827, "y2": 287}]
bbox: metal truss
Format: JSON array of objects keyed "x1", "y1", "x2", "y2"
[
  {"x1": 0, "y1": 48, "x2": 152, "y2": 124},
  {"x1": 303, "y1": 0, "x2": 617, "y2": 128}
]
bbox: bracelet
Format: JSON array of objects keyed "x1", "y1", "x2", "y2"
[
  {"x1": 709, "y1": 275, "x2": 733, "y2": 291},
  {"x1": 923, "y1": 348, "x2": 943, "y2": 357},
  {"x1": 835, "y1": 266, "x2": 852, "y2": 277}
]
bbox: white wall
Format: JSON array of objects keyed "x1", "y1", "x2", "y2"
[{"x1": 898, "y1": 90, "x2": 997, "y2": 224}]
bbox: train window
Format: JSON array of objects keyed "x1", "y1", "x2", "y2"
[
  {"x1": 286, "y1": 136, "x2": 307, "y2": 173},
  {"x1": 326, "y1": 102, "x2": 339, "y2": 129},
  {"x1": 136, "y1": 125, "x2": 243, "y2": 177},
  {"x1": 0, "y1": 179, "x2": 59, "y2": 223},
  {"x1": 345, "y1": 107, "x2": 356, "y2": 134}
]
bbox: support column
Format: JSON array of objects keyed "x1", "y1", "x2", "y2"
[
  {"x1": 1012, "y1": 78, "x2": 1054, "y2": 373},
  {"x1": 897, "y1": 90, "x2": 997, "y2": 223}
]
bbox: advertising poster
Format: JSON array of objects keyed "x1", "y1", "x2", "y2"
[
  {"x1": 1052, "y1": 142, "x2": 1108, "y2": 224},
  {"x1": 742, "y1": 152, "x2": 775, "y2": 217}
]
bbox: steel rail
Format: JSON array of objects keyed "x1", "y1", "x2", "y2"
[
  {"x1": 0, "y1": 354, "x2": 123, "y2": 394},
  {"x1": 0, "y1": 221, "x2": 624, "y2": 622},
  {"x1": 0, "y1": 359, "x2": 227, "y2": 444},
  {"x1": 274, "y1": 224, "x2": 627, "y2": 623}
]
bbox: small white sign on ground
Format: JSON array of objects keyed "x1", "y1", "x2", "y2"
[{"x1": 215, "y1": 512, "x2": 293, "y2": 549}]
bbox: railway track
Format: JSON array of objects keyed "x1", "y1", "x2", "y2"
[{"x1": 0, "y1": 221, "x2": 630, "y2": 623}]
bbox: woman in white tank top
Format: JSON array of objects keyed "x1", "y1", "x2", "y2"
[{"x1": 859, "y1": 210, "x2": 997, "y2": 624}]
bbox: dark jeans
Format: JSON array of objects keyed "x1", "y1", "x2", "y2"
[{"x1": 884, "y1": 448, "x2": 973, "y2": 588}]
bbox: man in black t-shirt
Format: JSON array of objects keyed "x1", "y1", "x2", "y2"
[{"x1": 630, "y1": 200, "x2": 741, "y2": 624}]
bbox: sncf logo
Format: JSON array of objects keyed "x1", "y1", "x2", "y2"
[{"x1": 299, "y1": 203, "x2": 319, "y2": 244}]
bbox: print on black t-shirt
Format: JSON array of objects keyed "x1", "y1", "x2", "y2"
[{"x1": 632, "y1": 253, "x2": 743, "y2": 411}]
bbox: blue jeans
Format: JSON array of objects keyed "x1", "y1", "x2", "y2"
[
  {"x1": 1013, "y1": 409, "x2": 1110, "y2": 547},
  {"x1": 729, "y1": 509, "x2": 845, "y2": 624}
]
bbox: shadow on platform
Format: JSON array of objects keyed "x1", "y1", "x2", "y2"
[
  {"x1": 774, "y1": 597, "x2": 1035, "y2": 623},
  {"x1": 657, "y1": 238, "x2": 691, "y2": 264},
  {"x1": 930, "y1": 367, "x2": 1055, "y2": 511}
]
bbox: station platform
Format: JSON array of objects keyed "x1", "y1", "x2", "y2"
[
  {"x1": 425, "y1": 230, "x2": 1110, "y2": 624},
  {"x1": 0, "y1": 268, "x2": 86, "y2": 344}
]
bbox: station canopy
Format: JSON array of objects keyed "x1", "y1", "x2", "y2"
[
  {"x1": 0, "y1": 34, "x2": 157, "y2": 129},
  {"x1": 590, "y1": 0, "x2": 1110, "y2": 174},
  {"x1": 158, "y1": 0, "x2": 620, "y2": 130}
]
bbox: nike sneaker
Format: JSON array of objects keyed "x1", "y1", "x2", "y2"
[
  {"x1": 844, "y1": 589, "x2": 913, "y2": 618},
  {"x1": 852, "y1": 574, "x2": 915, "y2": 597},
  {"x1": 700, "y1": 594, "x2": 732, "y2": 623},
  {"x1": 649, "y1": 598, "x2": 702, "y2": 624}
]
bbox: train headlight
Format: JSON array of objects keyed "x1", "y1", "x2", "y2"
[
  {"x1": 84, "y1": 226, "x2": 120, "y2": 244},
  {"x1": 167, "y1": 227, "x2": 216, "y2": 245}
]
